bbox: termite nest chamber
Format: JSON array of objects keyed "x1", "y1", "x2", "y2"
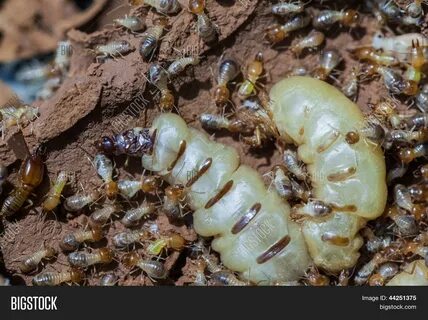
[{"x1": 0, "y1": 0, "x2": 428, "y2": 286}]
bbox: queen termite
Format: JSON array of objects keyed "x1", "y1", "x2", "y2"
[{"x1": 97, "y1": 77, "x2": 387, "y2": 284}]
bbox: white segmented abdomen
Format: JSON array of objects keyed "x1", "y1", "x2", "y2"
[
  {"x1": 269, "y1": 76, "x2": 387, "y2": 271},
  {"x1": 141, "y1": 76, "x2": 387, "y2": 283}
]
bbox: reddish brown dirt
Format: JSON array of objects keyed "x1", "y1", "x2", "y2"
[{"x1": 0, "y1": 0, "x2": 425, "y2": 286}]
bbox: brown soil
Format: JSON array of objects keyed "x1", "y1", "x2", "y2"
[{"x1": 0, "y1": 0, "x2": 424, "y2": 286}]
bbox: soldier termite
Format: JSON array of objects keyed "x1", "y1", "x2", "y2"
[
  {"x1": 0, "y1": 164, "x2": 7, "y2": 194},
  {"x1": 0, "y1": 152, "x2": 44, "y2": 218},
  {"x1": 32, "y1": 268, "x2": 85, "y2": 286},
  {"x1": 139, "y1": 18, "x2": 168, "y2": 61},
  {"x1": 121, "y1": 201, "x2": 156, "y2": 227},
  {"x1": 98, "y1": 77, "x2": 388, "y2": 283},
  {"x1": 398, "y1": 143, "x2": 428, "y2": 164},
  {"x1": 68, "y1": 248, "x2": 114, "y2": 268},
  {"x1": 213, "y1": 58, "x2": 240, "y2": 107},
  {"x1": 118, "y1": 175, "x2": 161, "y2": 199},
  {"x1": 167, "y1": 56, "x2": 200, "y2": 78},
  {"x1": 63, "y1": 191, "x2": 101, "y2": 212},
  {"x1": 372, "y1": 32, "x2": 428, "y2": 61},
  {"x1": 368, "y1": 262, "x2": 399, "y2": 286},
  {"x1": 43, "y1": 171, "x2": 68, "y2": 212},
  {"x1": 290, "y1": 30, "x2": 325, "y2": 56},
  {"x1": 313, "y1": 49, "x2": 341, "y2": 81},
  {"x1": 19, "y1": 245, "x2": 57, "y2": 273},
  {"x1": 211, "y1": 270, "x2": 249, "y2": 286},
  {"x1": 94, "y1": 154, "x2": 118, "y2": 200},
  {"x1": 122, "y1": 253, "x2": 168, "y2": 279},
  {"x1": 146, "y1": 232, "x2": 186, "y2": 255},
  {"x1": 92, "y1": 40, "x2": 134, "y2": 62},
  {"x1": 112, "y1": 229, "x2": 149, "y2": 248},
  {"x1": 88, "y1": 204, "x2": 119, "y2": 228},
  {"x1": 271, "y1": 0, "x2": 307, "y2": 16},
  {"x1": 312, "y1": 9, "x2": 360, "y2": 30},
  {"x1": 60, "y1": 228, "x2": 104, "y2": 252},
  {"x1": 265, "y1": 14, "x2": 311, "y2": 44},
  {"x1": 189, "y1": 0, "x2": 217, "y2": 44},
  {"x1": 238, "y1": 52, "x2": 264, "y2": 100},
  {"x1": 129, "y1": 0, "x2": 181, "y2": 15},
  {"x1": 100, "y1": 273, "x2": 119, "y2": 286},
  {"x1": 114, "y1": 15, "x2": 145, "y2": 33}
]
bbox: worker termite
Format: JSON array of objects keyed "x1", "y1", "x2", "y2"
[
  {"x1": 290, "y1": 30, "x2": 325, "y2": 56},
  {"x1": 271, "y1": 0, "x2": 307, "y2": 16},
  {"x1": 162, "y1": 184, "x2": 187, "y2": 221},
  {"x1": 68, "y1": 248, "x2": 114, "y2": 268},
  {"x1": 368, "y1": 262, "x2": 399, "y2": 286},
  {"x1": 406, "y1": 0, "x2": 425, "y2": 18},
  {"x1": 100, "y1": 273, "x2": 119, "y2": 286},
  {"x1": 271, "y1": 166, "x2": 311, "y2": 201},
  {"x1": 114, "y1": 15, "x2": 145, "y2": 33},
  {"x1": 189, "y1": 0, "x2": 217, "y2": 44},
  {"x1": 403, "y1": 112, "x2": 428, "y2": 129},
  {"x1": 265, "y1": 14, "x2": 311, "y2": 44},
  {"x1": 122, "y1": 253, "x2": 168, "y2": 279},
  {"x1": 352, "y1": 47, "x2": 398, "y2": 66},
  {"x1": 341, "y1": 66, "x2": 361, "y2": 101},
  {"x1": 408, "y1": 184, "x2": 428, "y2": 202},
  {"x1": 118, "y1": 175, "x2": 161, "y2": 199},
  {"x1": 305, "y1": 265, "x2": 330, "y2": 286},
  {"x1": 0, "y1": 152, "x2": 44, "y2": 218},
  {"x1": 191, "y1": 260, "x2": 207, "y2": 286},
  {"x1": 64, "y1": 191, "x2": 100, "y2": 212},
  {"x1": 313, "y1": 49, "x2": 341, "y2": 81},
  {"x1": 199, "y1": 114, "x2": 254, "y2": 135},
  {"x1": 113, "y1": 229, "x2": 149, "y2": 248},
  {"x1": 94, "y1": 154, "x2": 118, "y2": 199},
  {"x1": 43, "y1": 171, "x2": 68, "y2": 211},
  {"x1": 416, "y1": 87, "x2": 428, "y2": 113},
  {"x1": 149, "y1": 63, "x2": 175, "y2": 111},
  {"x1": 32, "y1": 269, "x2": 85, "y2": 286},
  {"x1": 362, "y1": 227, "x2": 392, "y2": 253},
  {"x1": 387, "y1": 206, "x2": 419, "y2": 236},
  {"x1": 200, "y1": 250, "x2": 222, "y2": 274},
  {"x1": 60, "y1": 228, "x2": 104, "y2": 252},
  {"x1": 291, "y1": 200, "x2": 333, "y2": 219},
  {"x1": 398, "y1": 143, "x2": 428, "y2": 164},
  {"x1": 139, "y1": 18, "x2": 168, "y2": 61},
  {"x1": 238, "y1": 52, "x2": 264, "y2": 100},
  {"x1": 211, "y1": 270, "x2": 249, "y2": 286},
  {"x1": 283, "y1": 149, "x2": 306, "y2": 180},
  {"x1": 213, "y1": 58, "x2": 240, "y2": 107},
  {"x1": 147, "y1": 232, "x2": 186, "y2": 255},
  {"x1": 92, "y1": 40, "x2": 134, "y2": 62},
  {"x1": 0, "y1": 105, "x2": 39, "y2": 134},
  {"x1": 167, "y1": 56, "x2": 200, "y2": 78},
  {"x1": 19, "y1": 245, "x2": 57, "y2": 273},
  {"x1": 121, "y1": 201, "x2": 156, "y2": 227},
  {"x1": 88, "y1": 204, "x2": 118, "y2": 228},
  {"x1": 0, "y1": 164, "x2": 7, "y2": 194},
  {"x1": 100, "y1": 77, "x2": 388, "y2": 283},
  {"x1": 312, "y1": 9, "x2": 360, "y2": 30},
  {"x1": 384, "y1": 128, "x2": 428, "y2": 149},
  {"x1": 371, "y1": 99, "x2": 405, "y2": 129},
  {"x1": 129, "y1": 0, "x2": 181, "y2": 15}
]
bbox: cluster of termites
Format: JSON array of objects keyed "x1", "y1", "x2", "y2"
[{"x1": 2, "y1": 0, "x2": 428, "y2": 286}]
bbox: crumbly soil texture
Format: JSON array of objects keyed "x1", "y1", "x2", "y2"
[{"x1": 0, "y1": 0, "x2": 424, "y2": 286}]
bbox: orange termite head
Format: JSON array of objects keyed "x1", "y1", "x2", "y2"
[
  {"x1": 141, "y1": 175, "x2": 162, "y2": 193},
  {"x1": 154, "y1": 17, "x2": 169, "y2": 27},
  {"x1": 91, "y1": 227, "x2": 104, "y2": 242},
  {"x1": 353, "y1": 47, "x2": 372, "y2": 60},
  {"x1": 368, "y1": 273, "x2": 384, "y2": 286},
  {"x1": 214, "y1": 85, "x2": 230, "y2": 106},
  {"x1": 167, "y1": 233, "x2": 186, "y2": 251},
  {"x1": 265, "y1": 24, "x2": 286, "y2": 44},
  {"x1": 343, "y1": 9, "x2": 360, "y2": 27},
  {"x1": 189, "y1": 0, "x2": 205, "y2": 14},
  {"x1": 105, "y1": 181, "x2": 118, "y2": 199},
  {"x1": 122, "y1": 252, "x2": 141, "y2": 268},
  {"x1": 98, "y1": 248, "x2": 114, "y2": 263},
  {"x1": 70, "y1": 268, "x2": 85, "y2": 283}
]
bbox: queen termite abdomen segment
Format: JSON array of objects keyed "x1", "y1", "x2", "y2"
[
  {"x1": 231, "y1": 202, "x2": 262, "y2": 234},
  {"x1": 204, "y1": 179, "x2": 234, "y2": 209},
  {"x1": 185, "y1": 157, "x2": 213, "y2": 188},
  {"x1": 256, "y1": 234, "x2": 291, "y2": 264},
  {"x1": 327, "y1": 166, "x2": 357, "y2": 182},
  {"x1": 321, "y1": 233, "x2": 350, "y2": 247}
]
